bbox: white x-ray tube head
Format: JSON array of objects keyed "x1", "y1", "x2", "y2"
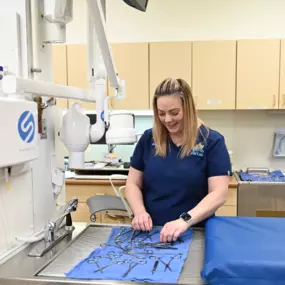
[{"x1": 60, "y1": 103, "x2": 90, "y2": 169}]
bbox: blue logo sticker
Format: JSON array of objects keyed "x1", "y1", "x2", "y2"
[
  {"x1": 190, "y1": 143, "x2": 204, "y2": 157},
  {"x1": 100, "y1": 111, "x2": 104, "y2": 121},
  {"x1": 18, "y1": 111, "x2": 35, "y2": 143}
]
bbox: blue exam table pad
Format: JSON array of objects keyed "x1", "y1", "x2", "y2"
[
  {"x1": 66, "y1": 226, "x2": 193, "y2": 283},
  {"x1": 201, "y1": 216, "x2": 285, "y2": 285}
]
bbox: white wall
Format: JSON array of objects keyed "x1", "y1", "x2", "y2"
[
  {"x1": 198, "y1": 111, "x2": 285, "y2": 171},
  {"x1": 65, "y1": 0, "x2": 285, "y2": 171},
  {"x1": 106, "y1": 0, "x2": 285, "y2": 42},
  {"x1": 68, "y1": 0, "x2": 285, "y2": 43}
]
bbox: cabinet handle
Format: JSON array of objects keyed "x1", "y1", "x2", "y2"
[{"x1": 273, "y1": 94, "x2": 276, "y2": 108}]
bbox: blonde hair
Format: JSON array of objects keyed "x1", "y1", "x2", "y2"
[{"x1": 153, "y1": 78, "x2": 204, "y2": 158}]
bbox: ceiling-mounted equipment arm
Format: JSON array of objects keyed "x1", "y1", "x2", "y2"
[{"x1": 86, "y1": 0, "x2": 120, "y2": 90}]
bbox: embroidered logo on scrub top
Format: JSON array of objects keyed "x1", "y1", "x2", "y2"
[{"x1": 190, "y1": 143, "x2": 204, "y2": 157}]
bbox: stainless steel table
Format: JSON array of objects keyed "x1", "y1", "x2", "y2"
[{"x1": 0, "y1": 223, "x2": 206, "y2": 285}]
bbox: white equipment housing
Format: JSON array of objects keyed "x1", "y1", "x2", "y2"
[
  {"x1": 43, "y1": 0, "x2": 73, "y2": 24},
  {"x1": 0, "y1": 0, "x2": 143, "y2": 264},
  {"x1": 42, "y1": 0, "x2": 73, "y2": 43},
  {"x1": 60, "y1": 103, "x2": 91, "y2": 169},
  {"x1": 106, "y1": 111, "x2": 137, "y2": 145},
  {"x1": 0, "y1": 97, "x2": 39, "y2": 167}
]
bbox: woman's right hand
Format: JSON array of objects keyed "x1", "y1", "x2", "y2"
[{"x1": 132, "y1": 211, "x2": 153, "y2": 231}]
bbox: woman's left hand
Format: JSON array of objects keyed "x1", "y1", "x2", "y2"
[{"x1": 160, "y1": 219, "x2": 189, "y2": 243}]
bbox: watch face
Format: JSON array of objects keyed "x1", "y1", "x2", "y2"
[{"x1": 181, "y1": 212, "x2": 191, "y2": 221}]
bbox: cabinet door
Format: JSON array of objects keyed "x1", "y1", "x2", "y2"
[
  {"x1": 236, "y1": 39, "x2": 280, "y2": 109},
  {"x1": 279, "y1": 39, "x2": 285, "y2": 109},
  {"x1": 149, "y1": 42, "x2": 192, "y2": 108},
  {"x1": 51, "y1": 44, "x2": 68, "y2": 109},
  {"x1": 67, "y1": 44, "x2": 96, "y2": 110},
  {"x1": 108, "y1": 43, "x2": 149, "y2": 110},
  {"x1": 216, "y1": 205, "x2": 237, "y2": 216},
  {"x1": 192, "y1": 41, "x2": 236, "y2": 110}
]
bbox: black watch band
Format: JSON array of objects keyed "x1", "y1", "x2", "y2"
[{"x1": 179, "y1": 212, "x2": 192, "y2": 224}]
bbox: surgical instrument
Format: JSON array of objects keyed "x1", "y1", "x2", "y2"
[
  {"x1": 127, "y1": 249, "x2": 177, "y2": 255},
  {"x1": 108, "y1": 250, "x2": 145, "y2": 260},
  {"x1": 87, "y1": 258, "x2": 103, "y2": 273},
  {"x1": 133, "y1": 230, "x2": 143, "y2": 239},
  {"x1": 129, "y1": 229, "x2": 136, "y2": 242},
  {"x1": 100, "y1": 243, "x2": 126, "y2": 251},
  {"x1": 177, "y1": 237, "x2": 184, "y2": 243},
  {"x1": 152, "y1": 260, "x2": 159, "y2": 274},
  {"x1": 122, "y1": 260, "x2": 147, "y2": 278},
  {"x1": 93, "y1": 260, "x2": 125, "y2": 273},
  {"x1": 115, "y1": 227, "x2": 127, "y2": 238},
  {"x1": 149, "y1": 256, "x2": 172, "y2": 272},
  {"x1": 141, "y1": 230, "x2": 159, "y2": 241},
  {"x1": 115, "y1": 240, "x2": 128, "y2": 251},
  {"x1": 93, "y1": 254, "x2": 115, "y2": 261},
  {"x1": 141, "y1": 242, "x2": 178, "y2": 250},
  {"x1": 164, "y1": 253, "x2": 183, "y2": 272},
  {"x1": 115, "y1": 227, "x2": 133, "y2": 238}
]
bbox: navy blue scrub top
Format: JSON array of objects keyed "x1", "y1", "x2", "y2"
[{"x1": 130, "y1": 124, "x2": 232, "y2": 227}]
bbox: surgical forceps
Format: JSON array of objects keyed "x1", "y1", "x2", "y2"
[
  {"x1": 93, "y1": 260, "x2": 126, "y2": 273},
  {"x1": 87, "y1": 258, "x2": 104, "y2": 273},
  {"x1": 163, "y1": 253, "x2": 183, "y2": 272},
  {"x1": 100, "y1": 242, "x2": 127, "y2": 251},
  {"x1": 105, "y1": 251, "x2": 123, "y2": 260},
  {"x1": 127, "y1": 249, "x2": 175, "y2": 255},
  {"x1": 122, "y1": 260, "x2": 147, "y2": 278},
  {"x1": 141, "y1": 230, "x2": 159, "y2": 242},
  {"x1": 108, "y1": 250, "x2": 145, "y2": 260},
  {"x1": 114, "y1": 227, "x2": 133, "y2": 240},
  {"x1": 140, "y1": 241, "x2": 178, "y2": 250}
]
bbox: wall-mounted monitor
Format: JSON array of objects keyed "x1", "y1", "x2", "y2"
[{"x1": 122, "y1": 0, "x2": 149, "y2": 12}]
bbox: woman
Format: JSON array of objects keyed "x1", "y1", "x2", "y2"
[{"x1": 125, "y1": 78, "x2": 231, "y2": 243}]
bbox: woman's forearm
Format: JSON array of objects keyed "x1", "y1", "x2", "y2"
[
  {"x1": 188, "y1": 188, "x2": 228, "y2": 226},
  {"x1": 125, "y1": 183, "x2": 146, "y2": 215}
]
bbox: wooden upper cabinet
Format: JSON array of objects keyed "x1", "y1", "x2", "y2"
[
  {"x1": 67, "y1": 44, "x2": 95, "y2": 110},
  {"x1": 279, "y1": 39, "x2": 285, "y2": 109},
  {"x1": 192, "y1": 41, "x2": 236, "y2": 110},
  {"x1": 149, "y1": 42, "x2": 192, "y2": 108},
  {"x1": 108, "y1": 43, "x2": 149, "y2": 110},
  {"x1": 236, "y1": 39, "x2": 280, "y2": 110},
  {"x1": 51, "y1": 44, "x2": 68, "y2": 109}
]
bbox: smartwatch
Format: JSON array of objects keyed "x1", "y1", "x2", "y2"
[{"x1": 180, "y1": 212, "x2": 192, "y2": 225}]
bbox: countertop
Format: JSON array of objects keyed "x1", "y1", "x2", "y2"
[
  {"x1": 66, "y1": 175, "x2": 238, "y2": 188},
  {"x1": 66, "y1": 179, "x2": 126, "y2": 185}
]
